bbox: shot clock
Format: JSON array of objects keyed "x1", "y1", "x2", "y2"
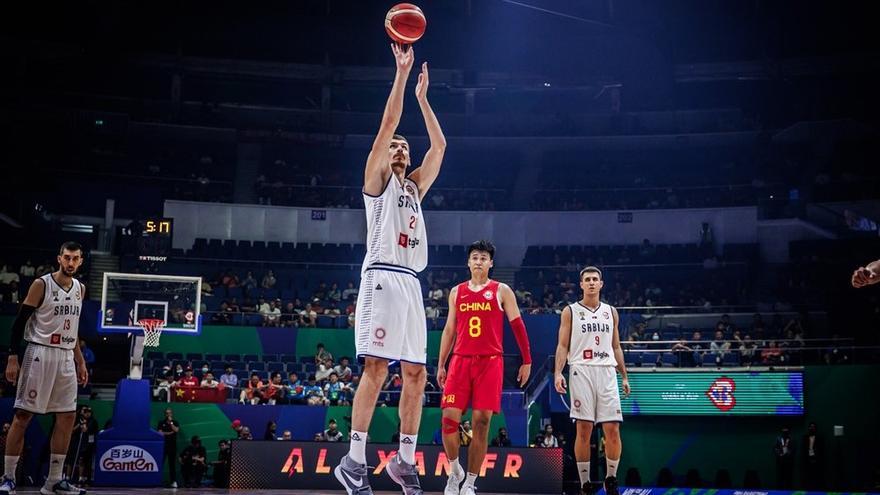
[{"x1": 137, "y1": 217, "x2": 173, "y2": 262}]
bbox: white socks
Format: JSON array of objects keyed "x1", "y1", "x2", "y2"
[
  {"x1": 450, "y1": 457, "x2": 464, "y2": 477},
  {"x1": 398, "y1": 433, "x2": 418, "y2": 464},
  {"x1": 607, "y1": 457, "x2": 619, "y2": 478},
  {"x1": 47, "y1": 454, "x2": 66, "y2": 483},
  {"x1": 464, "y1": 472, "x2": 478, "y2": 489},
  {"x1": 577, "y1": 461, "x2": 591, "y2": 484},
  {"x1": 349, "y1": 430, "x2": 368, "y2": 465},
  {"x1": 3, "y1": 455, "x2": 18, "y2": 480}
]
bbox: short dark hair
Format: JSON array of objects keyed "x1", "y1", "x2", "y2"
[
  {"x1": 467, "y1": 240, "x2": 496, "y2": 260},
  {"x1": 579, "y1": 266, "x2": 603, "y2": 281},
  {"x1": 317, "y1": 343, "x2": 324, "y2": 348},
  {"x1": 59, "y1": 241, "x2": 83, "y2": 255},
  {"x1": 392, "y1": 134, "x2": 408, "y2": 144}
]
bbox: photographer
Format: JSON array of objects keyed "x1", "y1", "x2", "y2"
[
  {"x1": 180, "y1": 435, "x2": 207, "y2": 488},
  {"x1": 65, "y1": 405, "x2": 99, "y2": 485}
]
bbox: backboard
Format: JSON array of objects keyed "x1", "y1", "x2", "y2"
[{"x1": 99, "y1": 272, "x2": 203, "y2": 335}]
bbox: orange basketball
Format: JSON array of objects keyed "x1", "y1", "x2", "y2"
[{"x1": 385, "y1": 3, "x2": 426, "y2": 45}]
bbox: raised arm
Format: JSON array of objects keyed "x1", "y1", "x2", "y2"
[
  {"x1": 436, "y1": 286, "x2": 458, "y2": 388},
  {"x1": 407, "y1": 62, "x2": 446, "y2": 197},
  {"x1": 611, "y1": 307, "x2": 630, "y2": 396},
  {"x1": 553, "y1": 306, "x2": 572, "y2": 394},
  {"x1": 499, "y1": 283, "x2": 531, "y2": 387},
  {"x1": 852, "y1": 258, "x2": 880, "y2": 288},
  {"x1": 364, "y1": 44, "x2": 415, "y2": 196}
]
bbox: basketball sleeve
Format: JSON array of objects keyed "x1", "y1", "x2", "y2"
[
  {"x1": 7, "y1": 304, "x2": 36, "y2": 354},
  {"x1": 510, "y1": 317, "x2": 532, "y2": 364}
]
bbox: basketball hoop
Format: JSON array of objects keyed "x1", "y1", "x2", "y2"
[{"x1": 138, "y1": 318, "x2": 166, "y2": 347}]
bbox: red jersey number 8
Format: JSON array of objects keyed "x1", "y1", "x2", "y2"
[{"x1": 468, "y1": 316, "x2": 481, "y2": 338}]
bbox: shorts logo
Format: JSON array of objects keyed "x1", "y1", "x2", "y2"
[
  {"x1": 33, "y1": 357, "x2": 40, "y2": 362},
  {"x1": 705, "y1": 377, "x2": 737, "y2": 412},
  {"x1": 583, "y1": 349, "x2": 593, "y2": 360},
  {"x1": 376, "y1": 284, "x2": 383, "y2": 291},
  {"x1": 374, "y1": 328, "x2": 386, "y2": 340},
  {"x1": 28, "y1": 390, "x2": 38, "y2": 399},
  {"x1": 573, "y1": 399, "x2": 581, "y2": 409},
  {"x1": 442, "y1": 394, "x2": 455, "y2": 404},
  {"x1": 483, "y1": 290, "x2": 493, "y2": 300},
  {"x1": 51, "y1": 334, "x2": 61, "y2": 345},
  {"x1": 398, "y1": 233, "x2": 409, "y2": 248}
]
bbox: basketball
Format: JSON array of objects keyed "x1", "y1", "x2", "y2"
[{"x1": 385, "y1": 3, "x2": 426, "y2": 45}]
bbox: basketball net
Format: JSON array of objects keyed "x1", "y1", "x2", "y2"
[{"x1": 138, "y1": 318, "x2": 165, "y2": 348}]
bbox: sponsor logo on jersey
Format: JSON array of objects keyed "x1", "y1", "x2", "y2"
[
  {"x1": 62, "y1": 336, "x2": 76, "y2": 345},
  {"x1": 397, "y1": 233, "x2": 420, "y2": 249},
  {"x1": 28, "y1": 390, "x2": 38, "y2": 399},
  {"x1": 51, "y1": 334, "x2": 61, "y2": 345},
  {"x1": 595, "y1": 351, "x2": 610, "y2": 359},
  {"x1": 583, "y1": 350, "x2": 593, "y2": 360},
  {"x1": 483, "y1": 290, "x2": 493, "y2": 300},
  {"x1": 99, "y1": 445, "x2": 159, "y2": 472},
  {"x1": 573, "y1": 399, "x2": 581, "y2": 409},
  {"x1": 374, "y1": 328, "x2": 386, "y2": 340}
]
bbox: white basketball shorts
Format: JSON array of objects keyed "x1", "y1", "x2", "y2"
[
  {"x1": 568, "y1": 364, "x2": 623, "y2": 423},
  {"x1": 15, "y1": 343, "x2": 78, "y2": 415},
  {"x1": 355, "y1": 264, "x2": 427, "y2": 365}
]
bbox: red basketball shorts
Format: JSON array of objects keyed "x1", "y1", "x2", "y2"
[{"x1": 441, "y1": 354, "x2": 503, "y2": 413}]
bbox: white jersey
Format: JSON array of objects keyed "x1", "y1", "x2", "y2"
[
  {"x1": 567, "y1": 301, "x2": 617, "y2": 367},
  {"x1": 362, "y1": 174, "x2": 428, "y2": 273},
  {"x1": 25, "y1": 273, "x2": 83, "y2": 350}
]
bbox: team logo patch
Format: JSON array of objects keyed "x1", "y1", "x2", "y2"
[
  {"x1": 28, "y1": 390, "x2": 38, "y2": 399},
  {"x1": 374, "y1": 328, "x2": 386, "y2": 340},
  {"x1": 578, "y1": 311, "x2": 585, "y2": 321},
  {"x1": 603, "y1": 312, "x2": 610, "y2": 319},
  {"x1": 405, "y1": 184, "x2": 416, "y2": 196},
  {"x1": 75, "y1": 290, "x2": 80, "y2": 300},
  {"x1": 483, "y1": 290, "x2": 493, "y2": 300},
  {"x1": 705, "y1": 376, "x2": 736, "y2": 412},
  {"x1": 51, "y1": 334, "x2": 61, "y2": 345}
]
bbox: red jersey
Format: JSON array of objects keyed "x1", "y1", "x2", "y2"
[{"x1": 453, "y1": 280, "x2": 504, "y2": 356}]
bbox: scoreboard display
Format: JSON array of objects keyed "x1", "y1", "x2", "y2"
[
  {"x1": 619, "y1": 371, "x2": 803, "y2": 416},
  {"x1": 137, "y1": 217, "x2": 173, "y2": 262}
]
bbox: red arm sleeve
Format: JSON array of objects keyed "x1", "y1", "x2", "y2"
[{"x1": 510, "y1": 317, "x2": 532, "y2": 365}]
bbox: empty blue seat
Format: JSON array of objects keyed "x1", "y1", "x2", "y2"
[
  {"x1": 248, "y1": 362, "x2": 266, "y2": 372},
  {"x1": 267, "y1": 362, "x2": 285, "y2": 372},
  {"x1": 242, "y1": 354, "x2": 259, "y2": 363},
  {"x1": 224, "y1": 353, "x2": 241, "y2": 362},
  {"x1": 263, "y1": 354, "x2": 278, "y2": 362}
]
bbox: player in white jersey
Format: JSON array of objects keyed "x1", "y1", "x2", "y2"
[
  {"x1": 554, "y1": 266, "x2": 630, "y2": 495},
  {"x1": 335, "y1": 43, "x2": 445, "y2": 495},
  {"x1": 2, "y1": 242, "x2": 89, "y2": 495}
]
